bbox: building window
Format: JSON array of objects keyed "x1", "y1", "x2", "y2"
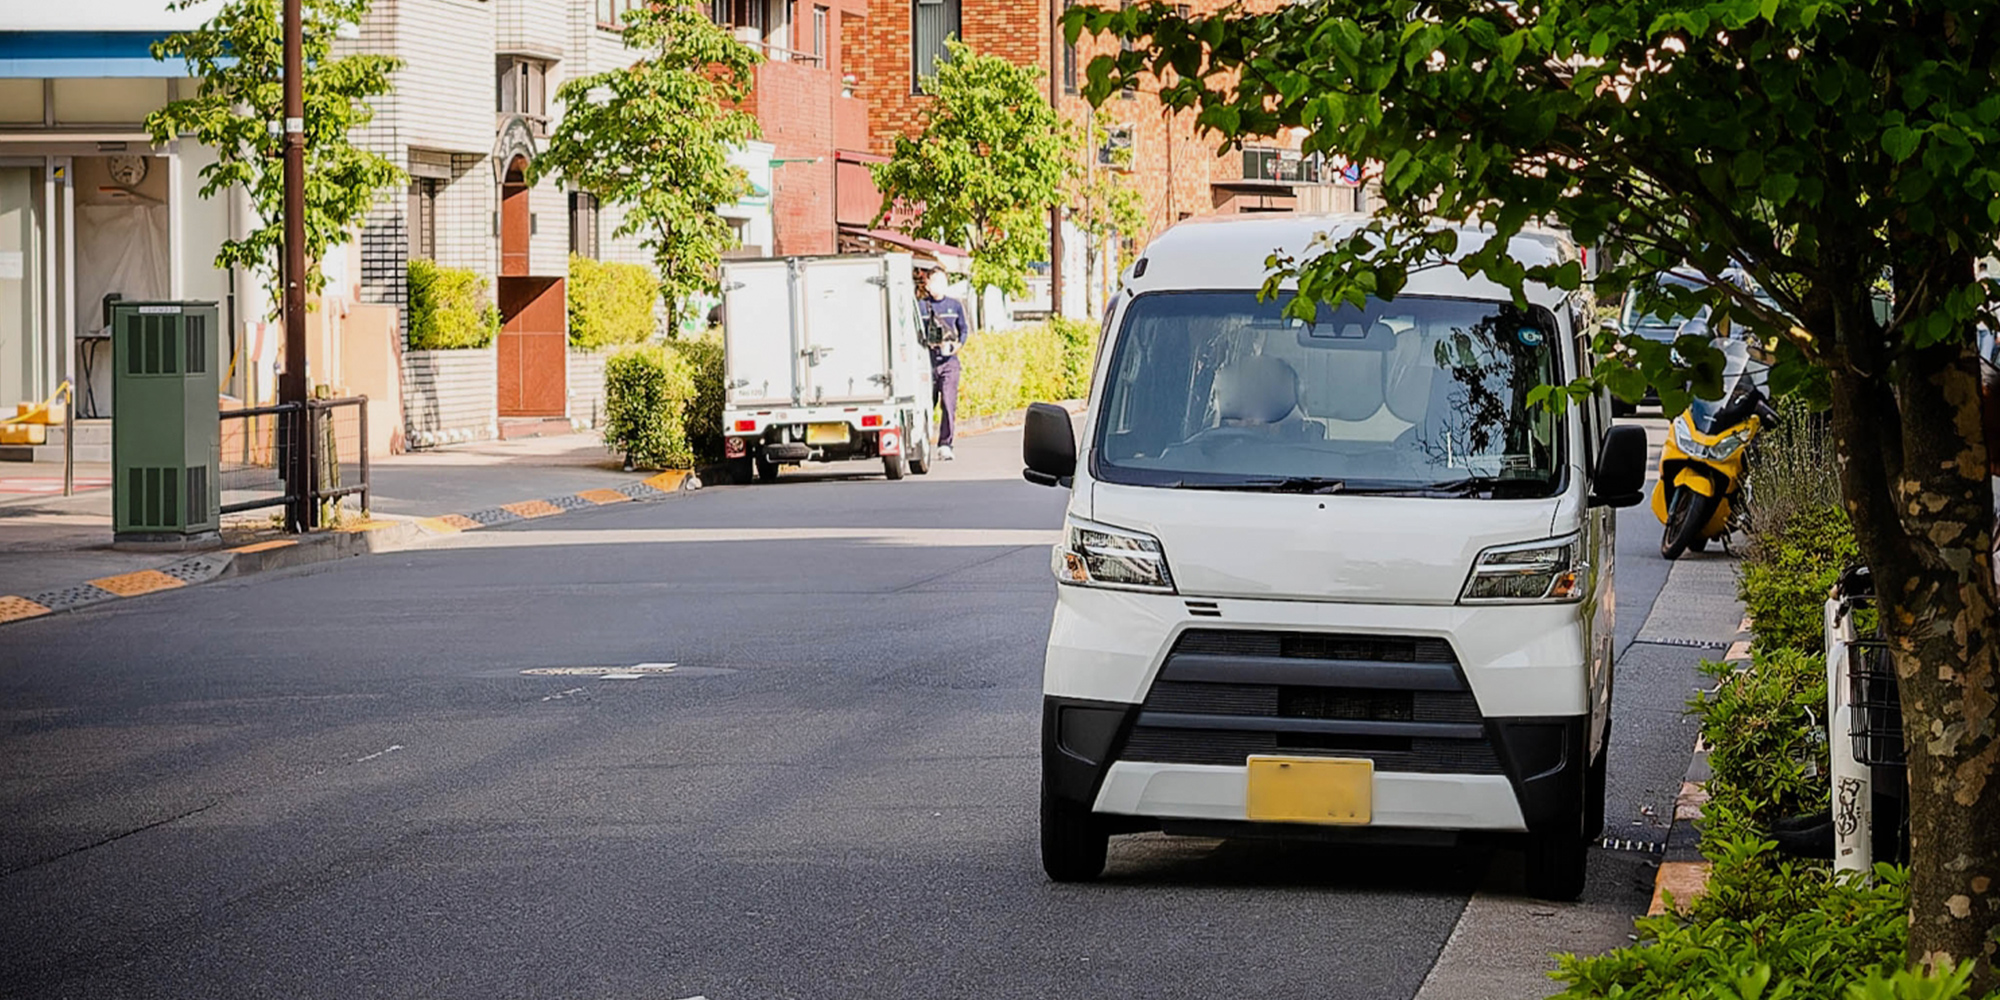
[
  {"x1": 498, "y1": 58, "x2": 549, "y2": 129},
  {"x1": 912, "y1": 0, "x2": 961, "y2": 92},
  {"x1": 813, "y1": 5, "x2": 829, "y2": 63},
  {"x1": 597, "y1": 0, "x2": 643, "y2": 29},
  {"x1": 1063, "y1": 40, "x2": 1077, "y2": 95},
  {"x1": 409, "y1": 179, "x2": 439, "y2": 260},
  {"x1": 569, "y1": 192, "x2": 600, "y2": 259}
]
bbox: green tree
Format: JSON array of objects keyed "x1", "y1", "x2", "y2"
[
  {"x1": 873, "y1": 40, "x2": 1077, "y2": 298},
  {"x1": 530, "y1": 4, "x2": 761, "y2": 328},
  {"x1": 146, "y1": 0, "x2": 401, "y2": 305},
  {"x1": 1071, "y1": 120, "x2": 1147, "y2": 303},
  {"x1": 1070, "y1": 0, "x2": 1999, "y2": 983}
]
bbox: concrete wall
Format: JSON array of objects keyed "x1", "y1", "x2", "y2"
[{"x1": 402, "y1": 347, "x2": 498, "y2": 447}]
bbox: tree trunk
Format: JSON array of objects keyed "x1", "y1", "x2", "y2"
[{"x1": 1828, "y1": 326, "x2": 2000, "y2": 987}]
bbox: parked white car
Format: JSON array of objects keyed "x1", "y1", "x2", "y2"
[{"x1": 1022, "y1": 214, "x2": 1649, "y2": 899}]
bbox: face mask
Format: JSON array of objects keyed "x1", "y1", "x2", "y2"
[{"x1": 925, "y1": 274, "x2": 947, "y2": 297}]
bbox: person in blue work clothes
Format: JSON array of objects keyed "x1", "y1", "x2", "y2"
[{"x1": 916, "y1": 259, "x2": 971, "y2": 460}]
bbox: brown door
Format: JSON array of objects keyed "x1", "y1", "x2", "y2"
[{"x1": 497, "y1": 276, "x2": 566, "y2": 417}]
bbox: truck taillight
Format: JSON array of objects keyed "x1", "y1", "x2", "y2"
[
  {"x1": 861, "y1": 414, "x2": 883, "y2": 428},
  {"x1": 733, "y1": 420, "x2": 757, "y2": 433}
]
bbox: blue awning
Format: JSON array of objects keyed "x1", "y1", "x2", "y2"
[{"x1": 0, "y1": 32, "x2": 191, "y2": 78}]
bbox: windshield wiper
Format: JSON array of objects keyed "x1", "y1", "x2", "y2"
[{"x1": 1178, "y1": 476, "x2": 1347, "y2": 494}]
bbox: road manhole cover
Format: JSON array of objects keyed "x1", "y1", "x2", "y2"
[{"x1": 520, "y1": 662, "x2": 735, "y2": 680}]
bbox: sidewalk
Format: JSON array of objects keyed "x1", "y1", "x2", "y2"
[{"x1": 0, "y1": 433, "x2": 688, "y2": 624}]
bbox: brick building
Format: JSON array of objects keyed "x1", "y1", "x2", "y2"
[{"x1": 852, "y1": 0, "x2": 1375, "y2": 316}]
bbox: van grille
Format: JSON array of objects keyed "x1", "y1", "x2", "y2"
[{"x1": 1119, "y1": 629, "x2": 1502, "y2": 775}]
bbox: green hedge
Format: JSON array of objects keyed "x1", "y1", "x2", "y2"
[
  {"x1": 601, "y1": 334, "x2": 726, "y2": 470},
  {"x1": 568, "y1": 254, "x2": 658, "y2": 350},
  {"x1": 406, "y1": 258, "x2": 498, "y2": 350},
  {"x1": 955, "y1": 317, "x2": 1097, "y2": 419},
  {"x1": 1737, "y1": 501, "x2": 1859, "y2": 654}
]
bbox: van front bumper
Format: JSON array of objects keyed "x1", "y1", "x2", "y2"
[{"x1": 1041, "y1": 588, "x2": 1595, "y2": 836}]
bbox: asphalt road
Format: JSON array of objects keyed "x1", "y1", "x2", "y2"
[{"x1": 0, "y1": 420, "x2": 1709, "y2": 1000}]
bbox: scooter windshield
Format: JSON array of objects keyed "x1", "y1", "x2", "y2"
[{"x1": 1685, "y1": 339, "x2": 1759, "y2": 433}]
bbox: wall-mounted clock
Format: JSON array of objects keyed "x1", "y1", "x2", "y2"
[{"x1": 107, "y1": 155, "x2": 149, "y2": 187}]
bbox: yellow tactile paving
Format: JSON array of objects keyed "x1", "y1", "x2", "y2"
[
  {"x1": 577, "y1": 488, "x2": 631, "y2": 505},
  {"x1": 501, "y1": 499, "x2": 563, "y2": 519},
  {"x1": 419, "y1": 514, "x2": 481, "y2": 533},
  {"x1": 1648, "y1": 861, "x2": 1713, "y2": 916},
  {"x1": 0, "y1": 596, "x2": 52, "y2": 624},
  {"x1": 336, "y1": 519, "x2": 397, "y2": 532},
  {"x1": 642, "y1": 471, "x2": 688, "y2": 492},
  {"x1": 231, "y1": 539, "x2": 297, "y2": 554},
  {"x1": 87, "y1": 569, "x2": 187, "y2": 598}
]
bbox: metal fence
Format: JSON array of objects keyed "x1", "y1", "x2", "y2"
[{"x1": 218, "y1": 396, "x2": 369, "y2": 524}]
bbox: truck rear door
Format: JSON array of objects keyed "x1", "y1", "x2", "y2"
[
  {"x1": 722, "y1": 260, "x2": 797, "y2": 407},
  {"x1": 799, "y1": 257, "x2": 893, "y2": 405}
]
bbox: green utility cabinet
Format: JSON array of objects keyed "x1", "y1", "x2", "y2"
[{"x1": 110, "y1": 300, "x2": 221, "y2": 543}]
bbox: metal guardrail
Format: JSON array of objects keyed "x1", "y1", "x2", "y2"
[{"x1": 218, "y1": 395, "x2": 368, "y2": 521}]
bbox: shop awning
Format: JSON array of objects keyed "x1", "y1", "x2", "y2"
[
  {"x1": 0, "y1": 32, "x2": 203, "y2": 78},
  {"x1": 836, "y1": 225, "x2": 970, "y2": 270}
]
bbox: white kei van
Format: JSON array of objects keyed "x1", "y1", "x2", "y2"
[{"x1": 1021, "y1": 215, "x2": 1648, "y2": 900}]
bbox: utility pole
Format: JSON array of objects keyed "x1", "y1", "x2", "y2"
[
  {"x1": 281, "y1": 0, "x2": 314, "y2": 531},
  {"x1": 1048, "y1": 0, "x2": 1064, "y2": 319}
]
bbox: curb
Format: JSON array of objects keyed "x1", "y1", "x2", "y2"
[
  {"x1": 0, "y1": 469, "x2": 699, "y2": 629},
  {"x1": 1647, "y1": 617, "x2": 1753, "y2": 916}
]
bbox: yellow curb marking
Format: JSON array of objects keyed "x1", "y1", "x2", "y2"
[
  {"x1": 577, "y1": 488, "x2": 631, "y2": 505},
  {"x1": 420, "y1": 513, "x2": 482, "y2": 533},
  {"x1": 0, "y1": 596, "x2": 53, "y2": 624},
  {"x1": 501, "y1": 500, "x2": 563, "y2": 519},
  {"x1": 1648, "y1": 861, "x2": 1713, "y2": 916},
  {"x1": 642, "y1": 471, "x2": 688, "y2": 492},
  {"x1": 336, "y1": 519, "x2": 398, "y2": 533},
  {"x1": 88, "y1": 569, "x2": 187, "y2": 598},
  {"x1": 231, "y1": 539, "x2": 297, "y2": 554}
]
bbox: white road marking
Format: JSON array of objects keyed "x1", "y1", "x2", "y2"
[
  {"x1": 353, "y1": 745, "x2": 403, "y2": 763},
  {"x1": 439, "y1": 527, "x2": 1060, "y2": 550},
  {"x1": 523, "y1": 663, "x2": 679, "y2": 678},
  {"x1": 540, "y1": 687, "x2": 588, "y2": 702}
]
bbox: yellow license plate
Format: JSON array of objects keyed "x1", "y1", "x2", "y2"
[
  {"x1": 1245, "y1": 756, "x2": 1373, "y2": 825},
  {"x1": 806, "y1": 422, "x2": 850, "y2": 445}
]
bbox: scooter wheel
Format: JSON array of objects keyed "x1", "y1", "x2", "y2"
[{"x1": 1661, "y1": 486, "x2": 1718, "y2": 560}]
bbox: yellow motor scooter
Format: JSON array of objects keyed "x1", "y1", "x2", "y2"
[{"x1": 1654, "y1": 337, "x2": 1782, "y2": 559}]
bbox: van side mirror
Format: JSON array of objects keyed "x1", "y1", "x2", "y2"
[
  {"x1": 1023, "y1": 402, "x2": 1077, "y2": 488},
  {"x1": 1591, "y1": 425, "x2": 1648, "y2": 508}
]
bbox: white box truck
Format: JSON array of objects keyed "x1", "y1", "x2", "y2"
[{"x1": 720, "y1": 253, "x2": 935, "y2": 483}]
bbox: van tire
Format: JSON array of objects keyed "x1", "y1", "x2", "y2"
[
  {"x1": 1525, "y1": 832, "x2": 1590, "y2": 901},
  {"x1": 1041, "y1": 791, "x2": 1109, "y2": 882},
  {"x1": 1584, "y1": 744, "x2": 1608, "y2": 839}
]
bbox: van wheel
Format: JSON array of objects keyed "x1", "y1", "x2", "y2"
[
  {"x1": 757, "y1": 457, "x2": 780, "y2": 483},
  {"x1": 1524, "y1": 831, "x2": 1590, "y2": 901},
  {"x1": 1660, "y1": 486, "x2": 1716, "y2": 560},
  {"x1": 1041, "y1": 791, "x2": 1109, "y2": 882},
  {"x1": 1584, "y1": 745, "x2": 1608, "y2": 839}
]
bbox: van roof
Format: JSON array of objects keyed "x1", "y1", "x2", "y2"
[{"x1": 1130, "y1": 214, "x2": 1575, "y2": 309}]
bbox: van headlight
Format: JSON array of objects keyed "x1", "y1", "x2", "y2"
[
  {"x1": 1460, "y1": 535, "x2": 1586, "y2": 603},
  {"x1": 1672, "y1": 417, "x2": 1751, "y2": 463},
  {"x1": 1054, "y1": 516, "x2": 1176, "y2": 593}
]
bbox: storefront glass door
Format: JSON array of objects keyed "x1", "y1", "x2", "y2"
[{"x1": 0, "y1": 164, "x2": 45, "y2": 412}]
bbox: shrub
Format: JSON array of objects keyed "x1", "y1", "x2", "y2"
[
  {"x1": 665, "y1": 331, "x2": 724, "y2": 465},
  {"x1": 406, "y1": 258, "x2": 498, "y2": 350},
  {"x1": 602, "y1": 343, "x2": 696, "y2": 469},
  {"x1": 568, "y1": 254, "x2": 658, "y2": 350},
  {"x1": 955, "y1": 319, "x2": 1099, "y2": 419},
  {"x1": 1737, "y1": 502, "x2": 1859, "y2": 654},
  {"x1": 1692, "y1": 648, "x2": 1830, "y2": 823}
]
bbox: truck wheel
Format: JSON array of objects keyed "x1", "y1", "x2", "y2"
[
  {"x1": 728, "y1": 457, "x2": 754, "y2": 485},
  {"x1": 1524, "y1": 831, "x2": 1589, "y2": 901},
  {"x1": 1041, "y1": 791, "x2": 1109, "y2": 883},
  {"x1": 883, "y1": 448, "x2": 908, "y2": 480},
  {"x1": 910, "y1": 429, "x2": 933, "y2": 475},
  {"x1": 757, "y1": 457, "x2": 779, "y2": 483}
]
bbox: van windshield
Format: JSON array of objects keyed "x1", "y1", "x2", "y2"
[{"x1": 1091, "y1": 292, "x2": 1565, "y2": 497}]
